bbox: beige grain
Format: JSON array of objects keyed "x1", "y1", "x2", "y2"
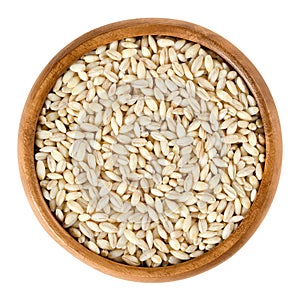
[{"x1": 35, "y1": 34, "x2": 265, "y2": 267}]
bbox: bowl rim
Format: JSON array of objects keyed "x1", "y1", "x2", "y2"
[{"x1": 18, "y1": 18, "x2": 282, "y2": 282}]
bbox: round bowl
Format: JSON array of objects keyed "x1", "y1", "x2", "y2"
[{"x1": 18, "y1": 18, "x2": 282, "y2": 282}]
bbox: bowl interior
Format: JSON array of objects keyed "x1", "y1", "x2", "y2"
[{"x1": 18, "y1": 18, "x2": 282, "y2": 282}]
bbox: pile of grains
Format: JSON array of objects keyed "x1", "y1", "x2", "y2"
[{"x1": 35, "y1": 35, "x2": 265, "y2": 267}]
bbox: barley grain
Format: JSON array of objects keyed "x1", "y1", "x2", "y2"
[{"x1": 35, "y1": 34, "x2": 265, "y2": 267}]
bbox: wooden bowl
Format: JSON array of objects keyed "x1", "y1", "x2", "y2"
[{"x1": 18, "y1": 18, "x2": 282, "y2": 282}]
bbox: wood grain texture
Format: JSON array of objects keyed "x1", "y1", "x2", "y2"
[{"x1": 18, "y1": 18, "x2": 282, "y2": 282}]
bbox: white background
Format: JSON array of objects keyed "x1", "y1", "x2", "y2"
[{"x1": 1, "y1": 0, "x2": 298, "y2": 299}]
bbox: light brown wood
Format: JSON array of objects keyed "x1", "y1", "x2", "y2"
[{"x1": 18, "y1": 18, "x2": 282, "y2": 282}]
